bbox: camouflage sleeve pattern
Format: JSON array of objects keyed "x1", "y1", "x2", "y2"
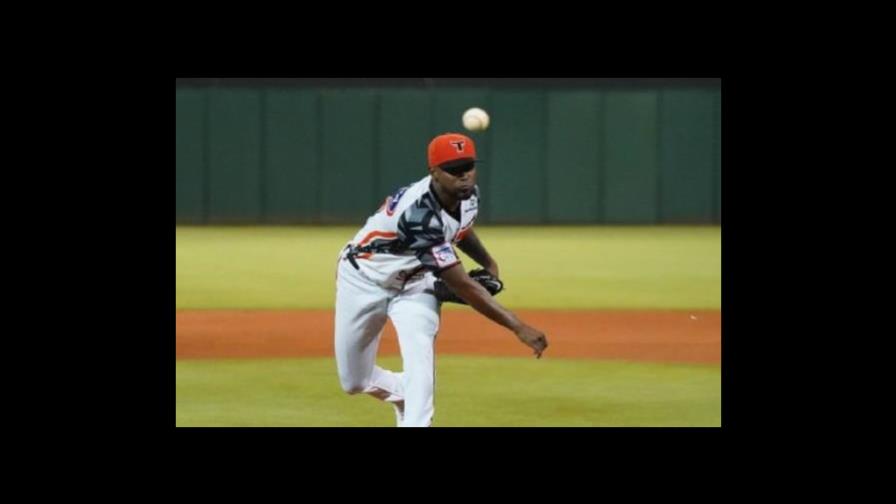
[{"x1": 396, "y1": 193, "x2": 460, "y2": 274}]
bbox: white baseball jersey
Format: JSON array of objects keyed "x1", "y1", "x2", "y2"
[{"x1": 342, "y1": 175, "x2": 479, "y2": 289}]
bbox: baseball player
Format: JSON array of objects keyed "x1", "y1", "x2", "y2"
[{"x1": 334, "y1": 132, "x2": 549, "y2": 427}]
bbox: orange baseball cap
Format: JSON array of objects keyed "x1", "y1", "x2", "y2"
[{"x1": 428, "y1": 133, "x2": 478, "y2": 169}]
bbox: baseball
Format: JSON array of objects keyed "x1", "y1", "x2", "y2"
[{"x1": 462, "y1": 107, "x2": 490, "y2": 132}]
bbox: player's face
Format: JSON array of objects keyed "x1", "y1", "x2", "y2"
[{"x1": 436, "y1": 162, "x2": 477, "y2": 200}]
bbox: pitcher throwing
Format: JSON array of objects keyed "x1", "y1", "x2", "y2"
[{"x1": 334, "y1": 132, "x2": 548, "y2": 427}]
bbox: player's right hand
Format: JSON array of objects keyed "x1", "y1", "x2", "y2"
[{"x1": 515, "y1": 325, "x2": 548, "y2": 359}]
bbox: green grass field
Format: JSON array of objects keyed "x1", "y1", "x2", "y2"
[
  {"x1": 176, "y1": 356, "x2": 721, "y2": 427},
  {"x1": 176, "y1": 226, "x2": 722, "y2": 427},
  {"x1": 176, "y1": 226, "x2": 721, "y2": 310}
]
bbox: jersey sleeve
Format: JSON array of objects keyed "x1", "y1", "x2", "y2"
[
  {"x1": 454, "y1": 185, "x2": 480, "y2": 243},
  {"x1": 396, "y1": 203, "x2": 461, "y2": 275}
]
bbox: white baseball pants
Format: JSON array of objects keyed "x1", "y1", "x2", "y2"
[{"x1": 334, "y1": 258, "x2": 440, "y2": 427}]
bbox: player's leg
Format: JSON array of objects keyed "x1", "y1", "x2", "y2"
[
  {"x1": 388, "y1": 280, "x2": 440, "y2": 427},
  {"x1": 334, "y1": 260, "x2": 405, "y2": 405}
]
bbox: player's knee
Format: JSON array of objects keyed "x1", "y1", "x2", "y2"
[
  {"x1": 342, "y1": 384, "x2": 365, "y2": 395},
  {"x1": 339, "y1": 376, "x2": 367, "y2": 395}
]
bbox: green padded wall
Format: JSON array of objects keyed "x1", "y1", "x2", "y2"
[
  {"x1": 207, "y1": 89, "x2": 262, "y2": 223},
  {"x1": 176, "y1": 84, "x2": 721, "y2": 224}
]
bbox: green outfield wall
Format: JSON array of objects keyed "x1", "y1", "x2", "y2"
[{"x1": 177, "y1": 83, "x2": 721, "y2": 225}]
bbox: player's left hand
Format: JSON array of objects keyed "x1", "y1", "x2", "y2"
[
  {"x1": 433, "y1": 268, "x2": 504, "y2": 304},
  {"x1": 468, "y1": 268, "x2": 503, "y2": 295}
]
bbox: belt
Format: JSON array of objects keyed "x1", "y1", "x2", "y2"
[{"x1": 343, "y1": 244, "x2": 360, "y2": 270}]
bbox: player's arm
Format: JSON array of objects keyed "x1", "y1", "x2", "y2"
[
  {"x1": 456, "y1": 229, "x2": 499, "y2": 278},
  {"x1": 438, "y1": 263, "x2": 548, "y2": 358}
]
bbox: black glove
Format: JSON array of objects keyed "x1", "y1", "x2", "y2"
[{"x1": 433, "y1": 268, "x2": 504, "y2": 305}]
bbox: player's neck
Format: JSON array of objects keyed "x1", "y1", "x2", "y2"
[{"x1": 429, "y1": 181, "x2": 460, "y2": 213}]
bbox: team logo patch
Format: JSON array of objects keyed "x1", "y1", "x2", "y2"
[
  {"x1": 449, "y1": 140, "x2": 465, "y2": 152},
  {"x1": 431, "y1": 242, "x2": 458, "y2": 268}
]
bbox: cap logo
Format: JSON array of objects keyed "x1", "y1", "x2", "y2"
[{"x1": 449, "y1": 140, "x2": 465, "y2": 152}]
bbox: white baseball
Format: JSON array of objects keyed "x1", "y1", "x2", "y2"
[{"x1": 462, "y1": 107, "x2": 490, "y2": 132}]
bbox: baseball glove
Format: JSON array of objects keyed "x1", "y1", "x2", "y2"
[{"x1": 433, "y1": 268, "x2": 504, "y2": 305}]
